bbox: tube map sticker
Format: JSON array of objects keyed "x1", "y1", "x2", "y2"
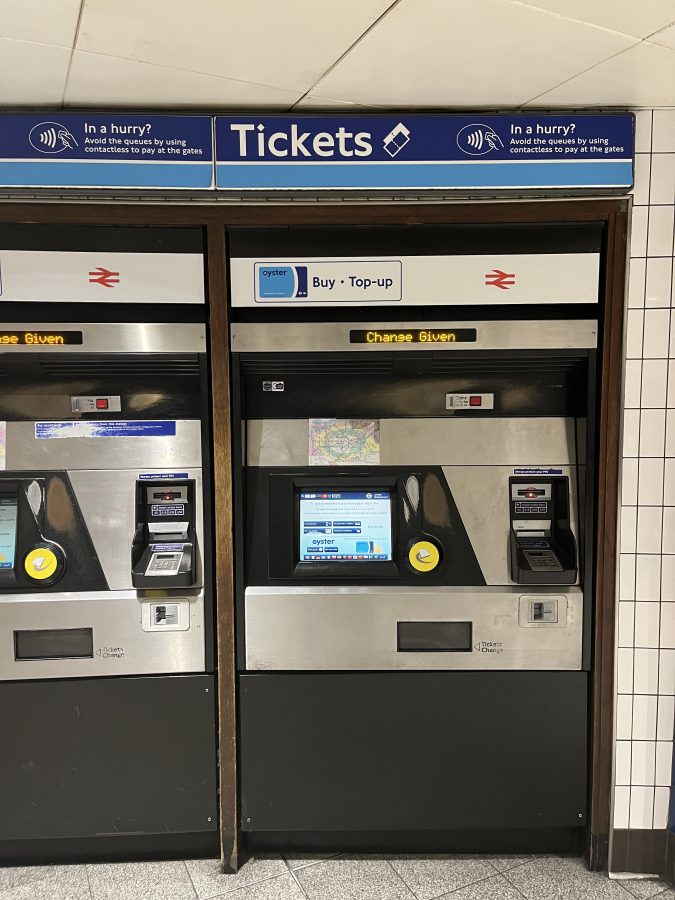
[
  {"x1": 0, "y1": 114, "x2": 213, "y2": 189},
  {"x1": 215, "y1": 113, "x2": 634, "y2": 191},
  {"x1": 309, "y1": 419, "x2": 381, "y2": 466}
]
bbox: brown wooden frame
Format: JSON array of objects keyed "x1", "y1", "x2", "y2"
[{"x1": 0, "y1": 198, "x2": 629, "y2": 871}]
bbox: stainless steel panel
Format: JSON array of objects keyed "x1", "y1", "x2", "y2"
[
  {"x1": 244, "y1": 585, "x2": 583, "y2": 671},
  {"x1": 443, "y1": 465, "x2": 579, "y2": 585},
  {"x1": 0, "y1": 590, "x2": 205, "y2": 679},
  {"x1": 231, "y1": 320, "x2": 597, "y2": 353},
  {"x1": 5, "y1": 420, "x2": 202, "y2": 470},
  {"x1": 0, "y1": 322, "x2": 206, "y2": 353},
  {"x1": 247, "y1": 417, "x2": 575, "y2": 468},
  {"x1": 69, "y1": 468, "x2": 204, "y2": 590}
]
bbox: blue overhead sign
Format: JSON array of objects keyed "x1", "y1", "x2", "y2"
[
  {"x1": 214, "y1": 114, "x2": 634, "y2": 191},
  {"x1": 0, "y1": 114, "x2": 213, "y2": 189},
  {"x1": 0, "y1": 112, "x2": 633, "y2": 192}
]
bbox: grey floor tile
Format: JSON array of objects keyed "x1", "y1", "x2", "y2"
[
  {"x1": 295, "y1": 855, "x2": 415, "y2": 900},
  {"x1": 185, "y1": 855, "x2": 287, "y2": 898},
  {"x1": 486, "y1": 855, "x2": 543, "y2": 873},
  {"x1": 505, "y1": 856, "x2": 635, "y2": 900},
  {"x1": 0, "y1": 864, "x2": 90, "y2": 900},
  {"x1": 387, "y1": 854, "x2": 496, "y2": 900},
  {"x1": 283, "y1": 854, "x2": 342, "y2": 871},
  {"x1": 222, "y1": 873, "x2": 305, "y2": 900},
  {"x1": 621, "y1": 879, "x2": 674, "y2": 900},
  {"x1": 87, "y1": 860, "x2": 196, "y2": 900},
  {"x1": 438, "y1": 873, "x2": 528, "y2": 900}
]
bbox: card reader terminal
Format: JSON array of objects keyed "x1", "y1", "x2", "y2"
[
  {"x1": 131, "y1": 480, "x2": 198, "y2": 588},
  {"x1": 509, "y1": 477, "x2": 577, "y2": 585}
]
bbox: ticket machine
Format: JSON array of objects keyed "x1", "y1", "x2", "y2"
[
  {"x1": 229, "y1": 223, "x2": 600, "y2": 854},
  {"x1": 0, "y1": 226, "x2": 218, "y2": 862}
]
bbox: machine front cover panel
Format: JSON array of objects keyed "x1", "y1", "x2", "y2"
[
  {"x1": 0, "y1": 674, "x2": 218, "y2": 840},
  {"x1": 239, "y1": 672, "x2": 588, "y2": 832}
]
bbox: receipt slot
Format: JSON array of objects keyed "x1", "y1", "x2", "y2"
[{"x1": 132, "y1": 480, "x2": 198, "y2": 588}]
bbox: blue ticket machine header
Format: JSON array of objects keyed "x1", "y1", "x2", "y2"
[{"x1": 215, "y1": 113, "x2": 634, "y2": 191}]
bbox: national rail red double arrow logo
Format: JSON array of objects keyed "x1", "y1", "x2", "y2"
[
  {"x1": 89, "y1": 266, "x2": 120, "y2": 288},
  {"x1": 485, "y1": 268, "x2": 516, "y2": 290}
]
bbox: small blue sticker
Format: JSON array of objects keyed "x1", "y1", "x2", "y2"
[{"x1": 139, "y1": 472, "x2": 189, "y2": 480}]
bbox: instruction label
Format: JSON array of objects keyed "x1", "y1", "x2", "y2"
[{"x1": 35, "y1": 421, "x2": 176, "y2": 439}]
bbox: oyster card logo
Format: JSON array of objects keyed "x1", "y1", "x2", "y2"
[{"x1": 257, "y1": 265, "x2": 308, "y2": 299}]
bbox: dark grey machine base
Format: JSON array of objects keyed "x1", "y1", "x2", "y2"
[
  {"x1": 0, "y1": 832, "x2": 219, "y2": 867},
  {"x1": 245, "y1": 827, "x2": 585, "y2": 856},
  {"x1": 0, "y1": 674, "x2": 219, "y2": 864},
  {"x1": 239, "y1": 671, "x2": 589, "y2": 844}
]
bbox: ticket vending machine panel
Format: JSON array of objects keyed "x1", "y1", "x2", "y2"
[
  {"x1": 229, "y1": 222, "x2": 601, "y2": 855},
  {"x1": 0, "y1": 322, "x2": 218, "y2": 862}
]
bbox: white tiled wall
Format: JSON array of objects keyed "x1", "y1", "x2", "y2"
[{"x1": 613, "y1": 108, "x2": 675, "y2": 833}]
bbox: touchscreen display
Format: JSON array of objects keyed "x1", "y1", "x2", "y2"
[
  {"x1": 0, "y1": 497, "x2": 18, "y2": 570},
  {"x1": 299, "y1": 491, "x2": 392, "y2": 562}
]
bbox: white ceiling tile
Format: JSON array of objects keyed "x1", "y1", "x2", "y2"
[
  {"x1": 310, "y1": 0, "x2": 636, "y2": 107},
  {"x1": 515, "y1": 0, "x2": 675, "y2": 39},
  {"x1": 65, "y1": 51, "x2": 302, "y2": 107},
  {"x1": 76, "y1": 0, "x2": 394, "y2": 92},
  {"x1": 0, "y1": 0, "x2": 82, "y2": 48},
  {"x1": 526, "y1": 41, "x2": 675, "y2": 107},
  {"x1": 647, "y1": 22, "x2": 675, "y2": 50},
  {"x1": 0, "y1": 37, "x2": 70, "y2": 104}
]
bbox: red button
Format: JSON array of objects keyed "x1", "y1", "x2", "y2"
[
  {"x1": 469, "y1": 396, "x2": 482, "y2": 406},
  {"x1": 95, "y1": 398, "x2": 109, "y2": 410}
]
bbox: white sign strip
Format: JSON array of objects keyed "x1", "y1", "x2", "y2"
[
  {"x1": 0, "y1": 251, "x2": 205, "y2": 304},
  {"x1": 230, "y1": 253, "x2": 599, "y2": 308}
]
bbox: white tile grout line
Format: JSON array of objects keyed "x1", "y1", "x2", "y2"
[
  {"x1": 182, "y1": 859, "x2": 199, "y2": 899},
  {"x1": 382, "y1": 855, "x2": 549, "y2": 900},
  {"x1": 287, "y1": 866, "x2": 310, "y2": 899},
  {"x1": 384, "y1": 857, "x2": 422, "y2": 899},
  {"x1": 200, "y1": 869, "x2": 288, "y2": 899},
  {"x1": 194, "y1": 855, "x2": 337, "y2": 900},
  {"x1": 83, "y1": 863, "x2": 95, "y2": 900}
]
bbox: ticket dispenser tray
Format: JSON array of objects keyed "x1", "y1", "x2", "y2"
[
  {"x1": 509, "y1": 476, "x2": 577, "y2": 585},
  {"x1": 132, "y1": 480, "x2": 198, "y2": 589}
]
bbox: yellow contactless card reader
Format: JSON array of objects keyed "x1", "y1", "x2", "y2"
[
  {"x1": 408, "y1": 540, "x2": 440, "y2": 573},
  {"x1": 24, "y1": 547, "x2": 59, "y2": 581}
]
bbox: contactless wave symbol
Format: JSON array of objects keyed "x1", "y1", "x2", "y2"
[
  {"x1": 456, "y1": 123, "x2": 504, "y2": 156},
  {"x1": 28, "y1": 121, "x2": 78, "y2": 154}
]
